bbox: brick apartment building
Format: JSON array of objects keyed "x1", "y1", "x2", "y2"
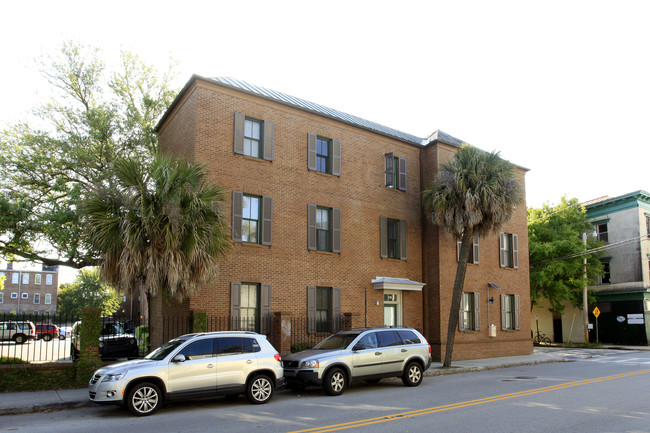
[
  {"x1": 0, "y1": 264, "x2": 59, "y2": 316},
  {"x1": 156, "y1": 76, "x2": 532, "y2": 360}
]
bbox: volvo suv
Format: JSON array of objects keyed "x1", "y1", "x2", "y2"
[
  {"x1": 282, "y1": 327, "x2": 431, "y2": 396},
  {"x1": 88, "y1": 331, "x2": 283, "y2": 416}
]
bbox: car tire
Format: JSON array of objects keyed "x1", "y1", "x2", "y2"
[
  {"x1": 401, "y1": 361, "x2": 423, "y2": 387},
  {"x1": 58, "y1": 334, "x2": 66, "y2": 340},
  {"x1": 71, "y1": 343, "x2": 80, "y2": 361},
  {"x1": 13, "y1": 334, "x2": 26, "y2": 344},
  {"x1": 323, "y1": 368, "x2": 347, "y2": 396},
  {"x1": 42, "y1": 334, "x2": 53, "y2": 342},
  {"x1": 127, "y1": 382, "x2": 162, "y2": 416},
  {"x1": 246, "y1": 374, "x2": 274, "y2": 404}
]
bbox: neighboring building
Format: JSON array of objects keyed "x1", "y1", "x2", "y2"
[
  {"x1": 531, "y1": 191, "x2": 650, "y2": 346},
  {"x1": 0, "y1": 264, "x2": 59, "y2": 316},
  {"x1": 156, "y1": 76, "x2": 532, "y2": 360},
  {"x1": 584, "y1": 191, "x2": 650, "y2": 345}
]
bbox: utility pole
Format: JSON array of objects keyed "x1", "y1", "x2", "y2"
[{"x1": 582, "y1": 233, "x2": 589, "y2": 343}]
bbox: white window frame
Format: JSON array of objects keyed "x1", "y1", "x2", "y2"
[
  {"x1": 34, "y1": 274, "x2": 42, "y2": 285},
  {"x1": 44, "y1": 293, "x2": 52, "y2": 305},
  {"x1": 11, "y1": 292, "x2": 18, "y2": 299},
  {"x1": 46, "y1": 274, "x2": 53, "y2": 285},
  {"x1": 34, "y1": 293, "x2": 40, "y2": 304},
  {"x1": 21, "y1": 293, "x2": 28, "y2": 299},
  {"x1": 12, "y1": 273, "x2": 18, "y2": 284},
  {"x1": 22, "y1": 273, "x2": 29, "y2": 284},
  {"x1": 0, "y1": 292, "x2": 3, "y2": 303}
]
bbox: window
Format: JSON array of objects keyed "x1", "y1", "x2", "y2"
[
  {"x1": 307, "y1": 286, "x2": 341, "y2": 333},
  {"x1": 34, "y1": 274, "x2": 42, "y2": 285},
  {"x1": 384, "y1": 153, "x2": 407, "y2": 191},
  {"x1": 33, "y1": 293, "x2": 40, "y2": 304},
  {"x1": 308, "y1": 205, "x2": 341, "y2": 253},
  {"x1": 0, "y1": 292, "x2": 3, "y2": 303},
  {"x1": 499, "y1": 233, "x2": 519, "y2": 269},
  {"x1": 460, "y1": 292, "x2": 480, "y2": 331},
  {"x1": 596, "y1": 222, "x2": 608, "y2": 243},
  {"x1": 22, "y1": 273, "x2": 29, "y2": 284},
  {"x1": 230, "y1": 282, "x2": 271, "y2": 333},
  {"x1": 242, "y1": 195, "x2": 260, "y2": 243},
  {"x1": 308, "y1": 133, "x2": 341, "y2": 176},
  {"x1": 380, "y1": 217, "x2": 407, "y2": 260},
  {"x1": 232, "y1": 191, "x2": 273, "y2": 245},
  {"x1": 46, "y1": 274, "x2": 53, "y2": 285},
  {"x1": 599, "y1": 259, "x2": 611, "y2": 284},
  {"x1": 377, "y1": 330, "x2": 401, "y2": 347},
  {"x1": 501, "y1": 294, "x2": 520, "y2": 330},
  {"x1": 11, "y1": 292, "x2": 17, "y2": 299},
  {"x1": 457, "y1": 234, "x2": 480, "y2": 264},
  {"x1": 44, "y1": 293, "x2": 51, "y2": 305},
  {"x1": 233, "y1": 113, "x2": 274, "y2": 161},
  {"x1": 21, "y1": 293, "x2": 28, "y2": 299},
  {"x1": 179, "y1": 338, "x2": 215, "y2": 360},
  {"x1": 240, "y1": 283, "x2": 259, "y2": 332},
  {"x1": 12, "y1": 273, "x2": 18, "y2": 284}
]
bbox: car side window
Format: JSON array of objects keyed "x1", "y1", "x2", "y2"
[
  {"x1": 396, "y1": 330, "x2": 421, "y2": 345},
  {"x1": 178, "y1": 338, "x2": 215, "y2": 360},
  {"x1": 377, "y1": 331, "x2": 401, "y2": 347},
  {"x1": 242, "y1": 338, "x2": 262, "y2": 353},
  {"x1": 217, "y1": 337, "x2": 245, "y2": 356},
  {"x1": 357, "y1": 332, "x2": 378, "y2": 349}
]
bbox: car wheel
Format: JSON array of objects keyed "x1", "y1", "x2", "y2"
[
  {"x1": 246, "y1": 374, "x2": 274, "y2": 404},
  {"x1": 71, "y1": 343, "x2": 80, "y2": 361},
  {"x1": 58, "y1": 334, "x2": 66, "y2": 340},
  {"x1": 323, "y1": 368, "x2": 346, "y2": 396},
  {"x1": 42, "y1": 334, "x2": 53, "y2": 342},
  {"x1": 127, "y1": 382, "x2": 162, "y2": 416},
  {"x1": 13, "y1": 334, "x2": 26, "y2": 344},
  {"x1": 401, "y1": 361, "x2": 423, "y2": 387}
]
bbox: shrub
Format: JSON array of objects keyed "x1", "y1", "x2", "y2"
[{"x1": 291, "y1": 341, "x2": 316, "y2": 353}]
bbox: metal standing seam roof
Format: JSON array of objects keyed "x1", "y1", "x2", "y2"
[{"x1": 207, "y1": 77, "x2": 430, "y2": 146}]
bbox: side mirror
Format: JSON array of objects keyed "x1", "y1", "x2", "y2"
[
  {"x1": 172, "y1": 354, "x2": 186, "y2": 363},
  {"x1": 352, "y1": 343, "x2": 364, "y2": 351}
]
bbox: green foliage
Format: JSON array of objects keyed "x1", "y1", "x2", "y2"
[
  {"x1": 0, "y1": 364, "x2": 79, "y2": 392},
  {"x1": 79, "y1": 308, "x2": 101, "y2": 356},
  {"x1": 0, "y1": 41, "x2": 178, "y2": 268},
  {"x1": 528, "y1": 196, "x2": 603, "y2": 313},
  {"x1": 0, "y1": 357, "x2": 28, "y2": 365},
  {"x1": 291, "y1": 341, "x2": 316, "y2": 353},
  {"x1": 135, "y1": 325, "x2": 150, "y2": 354},
  {"x1": 191, "y1": 313, "x2": 208, "y2": 333},
  {"x1": 57, "y1": 268, "x2": 122, "y2": 317}
]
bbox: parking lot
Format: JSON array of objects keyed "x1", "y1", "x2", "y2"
[{"x1": 1, "y1": 336, "x2": 72, "y2": 363}]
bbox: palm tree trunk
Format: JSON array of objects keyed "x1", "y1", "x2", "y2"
[
  {"x1": 148, "y1": 291, "x2": 164, "y2": 350},
  {"x1": 443, "y1": 232, "x2": 472, "y2": 368}
]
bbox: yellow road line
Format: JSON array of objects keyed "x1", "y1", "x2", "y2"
[{"x1": 288, "y1": 369, "x2": 650, "y2": 433}]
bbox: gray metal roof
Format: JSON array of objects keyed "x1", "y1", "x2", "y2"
[{"x1": 208, "y1": 77, "x2": 428, "y2": 146}]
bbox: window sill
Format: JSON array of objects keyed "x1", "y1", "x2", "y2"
[
  {"x1": 236, "y1": 154, "x2": 271, "y2": 163},
  {"x1": 309, "y1": 169, "x2": 339, "y2": 178},
  {"x1": 384, "y1": 186, "x2": 405, "y2": 192},
  {"x1": 239, "y1": 242, "x2": 269, "y2": 248},
  {"x1": 310, "y1": 250, "x2": 339, "y2": 256}
]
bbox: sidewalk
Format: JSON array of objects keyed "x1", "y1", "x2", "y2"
[{"x1": 1, "y1": 345, "x2": 647, "y2": 416}]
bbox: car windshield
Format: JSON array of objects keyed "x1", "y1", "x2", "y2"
[
  {"x1": 145, "y1": 337, "x2": 191, "y2": 361},
  {"x1": 101, "y1": 323, "x2": 126, "y2": 335},
  {"x1": 313, "y1": 333, "x2": 360, "y2": 350}
]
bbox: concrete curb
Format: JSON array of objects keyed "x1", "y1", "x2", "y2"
[
  {"x1": 0, "y1": 400, "x2": 95, "y2": 416},
  {"x1": 424, "y1": 358, "x2": 567, "y2": 377}
]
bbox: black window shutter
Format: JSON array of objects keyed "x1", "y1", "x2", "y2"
[
  {"x1": 398, "y1": 157, "x2": 407, "y2": 191},
  {"x1": 332, "y1": 139, "x2": 341, "y2": 176},
  {"x1": 261, "y1": 196, "x2": 273, "y2": 246},
  {"x1": 399, "y1": 219, "x2": 407, "y2": 260},
  {"x1": 230, "y1": 282, "x2": 241, "y2": 331},
  {"x1": 263, "y1": 120, "x2": 274, "y2": 161},
  {"x1": 307, "y1": 204, "x2": 317, "y2": 250},
  {"x1": 307, "y1": 286, "x2": 316, "y2": 333},
  {"x1": 380, "y1": 216, "x2": 388, "y2": 258},
  {"x1": 307, "y1": 133, "x2": 317, "y2": 171},
  {"x1": 232, "y1": 191, "x2": 243, "y2": 242},
  {"x1": 234, "y1": 113, "x2": 245, "y2": 155},
  {"x1": 260, "y1": 283, "x2": 271, "y2": 334},
  {"x1": 474, "y1": 292, "x2": 481, "y2": 331},
  {"x1": 332, "y1": 208, "x2": 341, "y2": 253},
  {"x1": 385, "y1": 153, "x2": 394, "y2": 187},
  {"x1": 332, "y1": 287, "x2": 341, "y2": 332}
]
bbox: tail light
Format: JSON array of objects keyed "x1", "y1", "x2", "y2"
[
  {"x1": 428, "y1": 345, "x2": 431, "y2": 354},
  {"x1": 274, "y1": 354, "x2": 281, "y2": 362}
]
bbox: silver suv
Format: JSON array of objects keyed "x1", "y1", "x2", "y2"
[
  {"x1": 282, "y1": 327, "x2": 431, "y2": 396},
  {"x1": 0, "y1": 321, "x2": 36, "y2": 344},
  {"x1": 89, "y1": 331, "x2": 283, "y2": 416}
]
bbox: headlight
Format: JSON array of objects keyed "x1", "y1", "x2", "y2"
[
  {"x1": 300, "y1": 360, "x2": 319, "y2": 368},
  {"x1": 98, "y1": 342, "x2": 104, "y2": 348},
  {"x1": 129, "y1": 338, "x2": 136, "y2": 345},
  {"x1": 101, "y1": 371, "x2": 127, "y2": 382}
]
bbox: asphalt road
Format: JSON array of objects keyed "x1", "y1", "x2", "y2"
[{"x1": 2, "y1": 350, "x2": 650, "y2": 433}]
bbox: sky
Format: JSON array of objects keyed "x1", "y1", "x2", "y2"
[{"x1": 2, "y1": 0, "x2": 649, "y2": 281}]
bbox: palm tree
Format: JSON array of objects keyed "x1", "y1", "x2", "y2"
[
  {"x1": 423, "y1": 145, "x2": 521, "y2": 367},
  {"x1": 82, "y1": 156, "x2": 230, "y2": 348}
]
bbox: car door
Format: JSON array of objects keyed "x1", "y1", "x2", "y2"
[
  {"x1": 167, "y1": 337, "x2": 218, "y2": 397},
  {"x1": 216, "y1": 337, "x2": 258, "y2": 393},
  {"x1": 376, "y1": 330, "x2": 404, "y2": 374},
  {"x1": 350, "y1": 332, "x2": 384, "y2": 378}
]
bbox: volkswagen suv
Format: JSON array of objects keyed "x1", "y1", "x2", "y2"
[
  {"x1": 88, "y1": 331, "x2": 283, "y2": 416},
  {"x1": 282, "y1": 327, "x2": 431, "y2": 396}
]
